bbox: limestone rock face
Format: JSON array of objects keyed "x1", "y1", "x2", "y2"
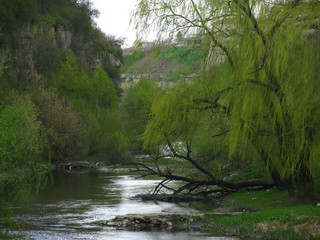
[
  {"x1": 120, "y1": 72, "x2": 199, "y2": 90},
  {"x1": 54, "y1": 24, "x2": 72, "y2": 51},
  {"x1": 8, "y1": 23, "x2": 123, "y2": 83},
  {"x1": 108, "y1": 53, "x2": 122, "y2": 68}
]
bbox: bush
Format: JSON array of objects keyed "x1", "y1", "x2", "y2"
[
  {"x1": 0, "y1": 93, "x2": 45, "y2": 172},
  {"x1": 71, "y1": 98, "x2": 129, "y2": 163},
  {"x1": 31, "y1": 86, "x2": 85, "y2": 162}
]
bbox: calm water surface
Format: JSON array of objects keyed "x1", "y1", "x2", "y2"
[{"x1": 15, "y1": 168, "x2": 235, "y2": 240}]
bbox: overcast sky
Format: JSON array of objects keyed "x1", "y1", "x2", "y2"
[{"x1": 91, "y1": 0, "x2": 143, "y2": 47}]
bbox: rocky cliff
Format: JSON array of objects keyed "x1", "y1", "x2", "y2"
[{"x1": 9, "y1": 23, "x2": 122, "y2": 84}]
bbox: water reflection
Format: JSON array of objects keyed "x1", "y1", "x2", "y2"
[
  {"x1": 26, "y1": 230, "x2": 234, "y2": 240},
  {"x1": 15, "y1": 169, "x2": 235, "y2": 240}
]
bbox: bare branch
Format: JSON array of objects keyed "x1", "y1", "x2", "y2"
[{"x1": 167, "y1": 138, "x2": 217, "y2": 181}]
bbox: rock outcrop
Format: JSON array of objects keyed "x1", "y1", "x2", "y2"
[
  {"x1": 120, "y1": 73, "x2": 199, "y2": 90},
  {"x1": 100, "y1": 213, "x2": 206, "y2": 230},
  {"x1": 7, "y1": 23, "x2": 122, "y2": 83}
]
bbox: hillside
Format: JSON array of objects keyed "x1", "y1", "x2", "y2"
[
  {"x1": 0, "y1": 0, "x2": 128, "y2": 166},
  {"x1": 120, "y1": 43, "x2": 205, "y2": 89}
]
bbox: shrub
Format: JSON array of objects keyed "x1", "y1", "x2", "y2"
[
  {"x1": 0, "y1": 93, "x2": 45, "y2": 172},
  {"x1": 31, "y1": 87, "x2": 85, "y2": 162}
]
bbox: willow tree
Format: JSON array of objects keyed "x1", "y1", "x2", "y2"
[{"x1": 133, "y1": 0, "x2": 320, "y2": 198}]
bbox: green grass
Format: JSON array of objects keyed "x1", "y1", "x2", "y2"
[
  {"x1": 204, "y1": 189, "x2": 320, "y2": 240},
  {"x1": 159, "y1": 46, "x2": 204, "y2": 65},
  {"x1": 224, "y1": 189, "x2": 291, "y2": 209}
]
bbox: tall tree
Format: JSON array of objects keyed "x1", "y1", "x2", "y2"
[{"x1": 134, "y1": 0, "x2": 320, "y2": 197}]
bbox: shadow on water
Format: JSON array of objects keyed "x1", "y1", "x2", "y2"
[{"x1": 14, "y1": 169, "x2": 236, "y2": 240}]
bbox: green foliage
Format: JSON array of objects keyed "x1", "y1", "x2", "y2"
[
  {"x1": 91, "y1": 67, "x2": 119, "y2": 109},
  {"x1": 0, "y1": 0, "x2": 99, "y2": 46},
  {"x1": 53, "y1": 52, "x2": 118, "y2": 108},
  {"x1": 0, "y1": 0, "x2": 40, "y2": 46},
  {"x1": 226, "y1": 4, "x2": 320, "y2": 195},
  {"x1": 52, "y1": 51, "x2": 83, "y2": 90},
  {"x1": 99, "y1": 110, "x2": 129, "y2": 162},
  {"x1": 0, "y1": 1, "x2": 125, "y2": 237},
  {"x1": 141, "y1": 78, "x2": 234, "y2": 178},
  {"x1": 0, "y1": 91, "x2": 51, "y2": 239},
  {"x1": 30, "y1": 26, "x2": 62, "y2": 76},
  {"x1": 0, "y1": 49, "x2": 9, "y2": 77},
  {"x1": 0, "y1": 93, "x2": 46, "y2": 171},
  {"x1": 142, "y1": 80, "x2": 199, "y2": 147},
  {"x1": 120, "y1": 50, "x2": 144, "y2": 73},
  {"x1": 31, "y1": 85, "x2": 85, "y2": 162},
  {"x1": 122, "y1": 78, "x2": 162, "y2": 149},
  {"x1": 135, "y1": 0, "x2": 320, "y2": 196},
  {"x1": 74, "y1": 98, "x2": 129, "y2": 162},
  {"x1": 51, "y1": 52, "x2": 128, "y2": 161},
  {"x1": 159, "y1": 45, "x2": 204, "y2": 65}
]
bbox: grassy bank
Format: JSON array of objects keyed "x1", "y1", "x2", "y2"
[{"x1": 204, "y1": 189, "x2": 320, "y2": 240}]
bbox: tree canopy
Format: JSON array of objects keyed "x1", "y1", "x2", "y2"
[{"x1": 134, "y1": 0, "x2": 320, "y2": 197}]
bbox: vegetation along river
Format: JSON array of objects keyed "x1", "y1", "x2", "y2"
[{"x1": 14, "y1": 168, "x2": 236, "y2": 240}]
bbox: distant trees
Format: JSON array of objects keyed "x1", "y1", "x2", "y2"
[
  {"x1": 134, "y1": 0, "x2": 320, "y2": 198},
  {"x1": 48, "y1": 52, "x2": 128, "y2": 162},
  {"x1": 122, "y1": 78, "x2": 162, "y2": 149}
]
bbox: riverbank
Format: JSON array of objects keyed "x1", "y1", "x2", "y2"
[
  {"x1": 100, "y1": 166, "x2": 320, "y2": 240},
  {"x1": 101, "y1": 189, "x2": 320, "y2": 239},
  {"x1": 203, "y1": 189, "x2": 320, "y2": 240}
]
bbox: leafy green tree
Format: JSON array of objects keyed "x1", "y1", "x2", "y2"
[
  {"x1": 31, "y1": 86, "x2": 85, "y2": 162},
  {"x1": 122, "y1": 78, "x2": 162, "y2": 149},
  {"x1": 53, "y1": 52, "x2": 118, "y2": 106},
  {"x1": 0, "y1": 93, "x2": 46, "y2": 171},
  {"x1": 52, "y1": 52, "x2": 128, "y2": 161},
  {"x1": 52, "y1": 51, "x2": 84, "y2": 91},
  {"x1": 134, "y1": 0, "x2": 320, "y2": 197},
  {"x1": 90, "y1": 67, "x2": 119, "y2": 109},
  {"x1": 72, "y1": 98, "x2": 129, "y2": 162}
]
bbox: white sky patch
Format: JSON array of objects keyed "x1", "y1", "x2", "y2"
[{"x1": 91, "y1": 0, "x2": 152, "y2": 48}]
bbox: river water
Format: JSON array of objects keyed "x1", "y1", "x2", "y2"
[{"x1": 14, "y1": 168, "x2": 235, "y2": 240}]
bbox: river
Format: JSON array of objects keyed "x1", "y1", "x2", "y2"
[{"x1": 14, "y1": 168, "x2": 235, "y2": 240}]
